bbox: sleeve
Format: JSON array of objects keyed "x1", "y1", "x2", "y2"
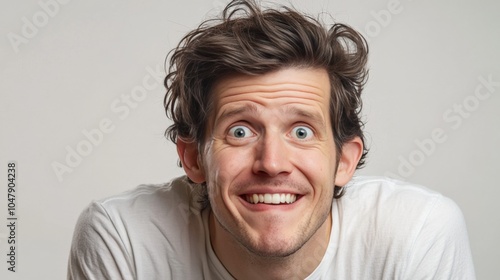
[
  {"x1": 401, "y1": 196, "x2": 476, "y2": 280},
  {"x1": 67, "y1": 202, "x2": 136, "y2": 280}
]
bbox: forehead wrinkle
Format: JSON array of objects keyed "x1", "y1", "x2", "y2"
[
  {"x1": 217, "y1": 82, "x2": 326, "y2": 100},
  {"x1": 213, "y1": 89, "x2": 330, "y2": 128},
  {"x1": 281, "y1": 105, "x2": 327, "y2": 128}
]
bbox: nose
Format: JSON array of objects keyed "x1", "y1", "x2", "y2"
[{"x1": 252, "y1": 133, "x2": 293, "y2": 177}]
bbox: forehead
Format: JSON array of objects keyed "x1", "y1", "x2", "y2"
[{"x1": 210, "y1": 67, "x2": 331, "y2": 116}]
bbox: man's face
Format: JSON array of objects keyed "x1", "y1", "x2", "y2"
[{"x1": 202, "y1": 67, "x2": 338, "y2": 257}]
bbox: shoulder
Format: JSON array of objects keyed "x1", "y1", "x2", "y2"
[
  {"x1": 340, "y1": 176, "x2": 466, "y2": 229},
  {"x1": 68, "y1": 176, "x2": 209, "y2": 279},
  {"x1": 343, "y1": 175, "x2": 468, "y2": 236},
  {"x1": 92, "y1": 175, "x2": 204, "y2": 219},
  {"x1": 343, "y1": 176, "x2": 443, "y2": 201},
  {"x1": 72, "y1": 175, "x2": 204, "y2": 239},
  {"x1": 332, "y1": 176, "x2": 475, "y2": 279},
  {"x1": 340, "y1": 176, "x2": 456, "y2": 218},
  {"x1": 335, "y1": 176, "x2": 468, "y2": 254},
  {"x1": 74, "y1": 176, "x2": 207, "y2": 241},
  {"x1": 100, "y1": 175, "x2": 201, "y2": 208}
]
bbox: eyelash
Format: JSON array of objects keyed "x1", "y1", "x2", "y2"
[{"x1": 228, "y1": 125, "x2": 254, "y2": 139}]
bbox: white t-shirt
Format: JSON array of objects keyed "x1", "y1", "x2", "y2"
[{"x1": 67, "y1": 176, "x2": 475, "y2": 279}]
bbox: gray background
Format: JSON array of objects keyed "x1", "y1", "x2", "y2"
[{"x1": 1, "y1": 0, "x2": 498, "y2": 279}]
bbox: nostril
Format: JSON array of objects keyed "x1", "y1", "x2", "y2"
[{"x1": 251, "y1": 136, "x2": 293, "y2": 176}]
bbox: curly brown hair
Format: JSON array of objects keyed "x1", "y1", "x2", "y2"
[{"x1": 164, "y1": 0, "x2": 369, "y2": 201}]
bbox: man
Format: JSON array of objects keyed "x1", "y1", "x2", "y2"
[{"x1": 68, "y1": 0, "x2": 475, "y2": 279}]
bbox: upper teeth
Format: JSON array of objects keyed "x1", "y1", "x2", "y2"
[{"x1": 246, "y1": 193, "x2": 297, "y2": 204}]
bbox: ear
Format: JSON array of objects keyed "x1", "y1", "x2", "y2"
[
  {"x1": 335, "y1": 136, "x2": 364, "y2": 186},
  {"x1": 176, "y1": 138, "x2": 206, "y2": 183}
]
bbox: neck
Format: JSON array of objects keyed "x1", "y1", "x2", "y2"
[{"x1": 209, "y1": 211, "x2": 332, "y2": 280}]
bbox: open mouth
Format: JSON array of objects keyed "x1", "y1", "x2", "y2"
[{"x1": 244, "y1": 193, "x2": 298, "y2": 204}]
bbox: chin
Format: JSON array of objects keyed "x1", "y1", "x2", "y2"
[{"x1": 241, "y1": 234, "x2": 306, "y2": 259}]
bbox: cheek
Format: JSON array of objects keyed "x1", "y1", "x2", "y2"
[
  {"x1": 213, "y1": 144, "x2": 253, "y2": 170},
  {"x1": 205, "y1": 147, "x2": 251, "y2": 195},
  {"x1": 293, "y1": 148, "x2": 336, "y2": 179}
]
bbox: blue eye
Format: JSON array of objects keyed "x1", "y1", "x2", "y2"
[
  {"x1": 228, "y1": 126, "x2": 252, "y2": 138},
  {"x1": 291, "y1": 126, "x2": 313, "y2": 140}
]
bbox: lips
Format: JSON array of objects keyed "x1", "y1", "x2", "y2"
[{"x1": 245, "y1": 193, "x2": 298, "y2": 204}]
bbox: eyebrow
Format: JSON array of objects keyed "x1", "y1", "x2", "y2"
[
  {"x1": 282, "y1": 106, "x2": 327, "y2": 128},
  {"x1": 215, "y1": 103, "x2": 259, "y2": 124}
]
